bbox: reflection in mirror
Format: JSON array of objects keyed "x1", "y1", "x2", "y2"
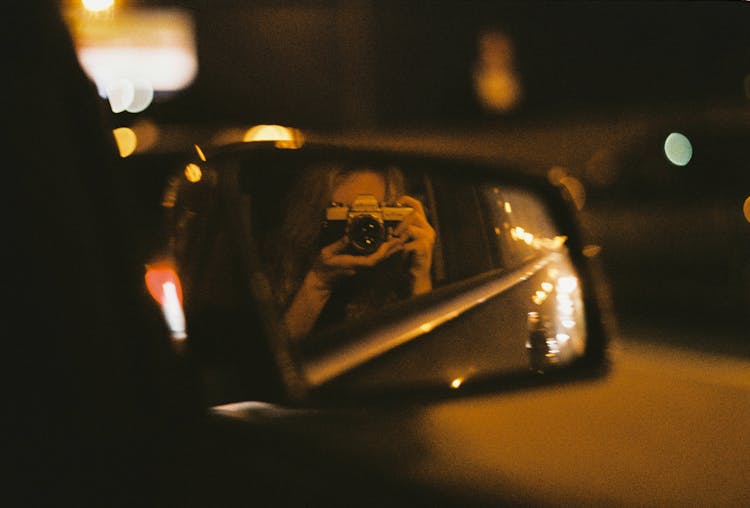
[
  {"x1": 163, "y1": 145, "x2": 599, "y2": 404},
  {"x1": 258, "y1": 162, "x2": 436, "y2": 343}
]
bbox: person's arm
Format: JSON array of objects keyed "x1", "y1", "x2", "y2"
[
  {"x1": 282, "y1": 270, "x2": 335, "y2": 341},
  {"x1": 283, "y1": 236, "x2": 405, "y2": 341}
]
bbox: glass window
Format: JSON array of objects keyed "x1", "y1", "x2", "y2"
[{"x1": 482, "y1": 184, "x2": 563, "y2": 268}]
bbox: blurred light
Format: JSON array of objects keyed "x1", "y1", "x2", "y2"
[
  {"x1": 533, "y1": 290, "x2": 548, "y2": 305},
  {"x1": 162, "y1": 181, "x2": 177, "y2": 209},
  {"x1": 112, "y1": 127, "x2": 137, "y2": 157},
  {"x1": 450, "y1": 378, "x2": 464, "y2": 389},
  {"x1": 511, "y1": 227, "x2": 567, "y2": 251},
  {"x1": 743, "y1": 196, "x2": 750, "y2": 223},
  {"x1": 184, "y1": 163, "x2": 202, "y2": 183},
  {"x1": 419, "y1": 322, "x2": 435, "y2": 333},
  {"x1": 473, "y1": 29, "x2": 521, "y2": 113},
  {"x1": 557, "y1": 276, "x2": 578, "y2": 294},
  {"x1": 145, "y1": 263, "x2": 183, "y2": 305},
  {"x1": 541, "y1": 282, "x2": 554, "y2": 292},
  {"x1": 521, "y1": 228, "x2": 533, "y2": 245},
  {"x1": 106, "y1": 79, "x2": 134, "y2": 113},
  {"x1": 102, "y1": 78, "x2": 154, "y2": 113},
  {"x1": 243, "y1": 124, "x2": 305, "y2": 148},
  {"x1": 664, "y1": 132, "x2": 693, "y2": 166},
  {"x1": 66, "y1": 8, "x2": 198, "y2": 96},
  {"x1": 545, "y1": 338, "x2": 560, "y2": 356},
  {"x1": 556, "y1": 333, "x2": 570, "y2": 345},
  {"x1": 145, "y1": 262, "x2": 186, "y2": 341},
  {"x1": 504, "y1": 202, "x2": 512, "y2": 214},
  {"x1": 194, "y1": 144, "x2": 207, "y2": 162},
  {"x1": 161, "y1": 282, "x2": 187, "y2": 340},
  {"x1": 582, "y1": 244, "x2": 602, "y2": 257},
  {"x1": 82, "y1": 0, "x2": 113, "y2": 12},
  {"x1": 127, "y1": 78, "x2": 155, "y2": 113}
]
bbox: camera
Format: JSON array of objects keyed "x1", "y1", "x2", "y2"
[{"x1": 321, "y1": 194, "x2": 413, "y2": 255}]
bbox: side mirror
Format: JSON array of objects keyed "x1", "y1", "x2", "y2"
[{"x1": 159, "y1": 141, "x2": 611, "y2": 406}]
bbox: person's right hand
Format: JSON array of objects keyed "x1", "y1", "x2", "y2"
[{"x1": 308, "y1": 235, "x2": 406, "y2": 292}]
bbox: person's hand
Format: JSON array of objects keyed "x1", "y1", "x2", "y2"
[
  {"x1": 392, "y1": 195, "x2": 436, "y2": 294},
  {"x1": 284, "y1": 235, "x2": 404, "y2": 340},
  {"x1": 308, "y1": 234, "x2": 406, "y2": 293}
]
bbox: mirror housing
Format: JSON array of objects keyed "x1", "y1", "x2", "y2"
[{"x1": 158, "y1": 140, "x2": 612, "y2": 406}]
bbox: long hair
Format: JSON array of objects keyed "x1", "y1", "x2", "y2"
[{"x1": 270, "y1": 162, "x2": 406, "y2": 313}]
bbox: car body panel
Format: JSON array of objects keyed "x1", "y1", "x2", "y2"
[{"x1": 213, "y1": 340, "x2": 750, "y2": 506}]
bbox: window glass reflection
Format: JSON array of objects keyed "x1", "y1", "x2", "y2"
[{"x1": 483, "y1": 185, "x2": 563, "y2": 266}]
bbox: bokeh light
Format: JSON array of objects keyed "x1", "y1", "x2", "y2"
[
  {"x1": 112, "y1": 127, "x2": 137, "y2": 157},
  {"x1": 127, "y1": 78, "x2": 154, "y2": 113},
  {"x1": 68, "y1": 8, "x2": 198, "y2": 97},
  {"x1": 144, "y1": 262, "x2": 186, "y2": 341},
  {"x1": 582, "y1": 244, "x2": 602, "y2": 258},
  {"x1": 82, "y1": 0, "x2": 114, "y2": 12},
  {"x1": 743, "y1": 196, "x2": 750, "y2": 223},
  {"x1": 664, "y1": 132, "x2": 693, "y2": 166},
  {"x1": 106, "y1": 79, "x2": 134, "y2": 113},
  {"x1": 194, "y1": 144, "x2": 207, "y2": 162},
  {"x1": 184, "y1": 163, "x2": 202, "y2": 183},
  {"x1": 243, "y1": 124, "x2": 304, "y2": 148},
  {"x1": 105, "y1": 78, "x2": 154, "y2": 113}
]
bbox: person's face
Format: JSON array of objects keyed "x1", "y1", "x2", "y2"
[{"x1": 331, "y1": 170, "x2": 386, "y2": 205}]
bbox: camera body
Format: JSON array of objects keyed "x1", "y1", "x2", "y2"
[{"x1": 322, "y1": 194, "x2": 413, "y2": 255}]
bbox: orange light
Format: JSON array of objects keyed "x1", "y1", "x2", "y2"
[
  {"x1": 82, "y1": 0, "x2": 114, "y2": 13},
  {"x1": 145, "y1": 262, "x2": 183, "y2": 306},
  {"x1": 194, "y1": 144, "x2": 207, "y2": 162},
  {"x1": 184, "y1": 163, "x2": 202, "y2": 183},
  {"x1": 113, "y1": 127, "x2": 137, "y2": 157},
  {"x1": 243, "y1": 124, "x2": 304, "y2": 148}
]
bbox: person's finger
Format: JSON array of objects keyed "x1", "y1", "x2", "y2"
[
  {"x1": 397, "y1": 195, "x2": 425, "y2": 215},
  {"x1": 320, "y1": 236, "x2": 349, "y2": 258},
  {"x1": 395, "y1": 221, "x2": 436, "y2": 250},
  {"x1": 393, "y1": 196, "x2": 428, "y2": 237}
]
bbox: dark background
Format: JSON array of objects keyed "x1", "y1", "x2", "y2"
[{"x1": 140, "y1": 0, "x2": 750, "y2": 131}]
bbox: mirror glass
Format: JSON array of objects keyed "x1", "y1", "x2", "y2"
[{"x1": 164, "y1": 145, "x2": 592, "y2": 403}]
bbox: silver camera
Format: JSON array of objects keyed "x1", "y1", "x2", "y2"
[{"x1": 322, "y1": 194, "x2": 413, "y2": 255}]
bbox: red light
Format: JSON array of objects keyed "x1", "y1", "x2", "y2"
[{"x1": 145, "y1": 262, "x2": 183, "y2": 306}]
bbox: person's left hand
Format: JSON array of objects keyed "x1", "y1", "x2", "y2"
[{"x1": 392, "y1": 195, "x2": 436, "y2": 294}]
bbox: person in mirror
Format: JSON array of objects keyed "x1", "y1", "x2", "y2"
[{"x1": 270, "y1": 163, "x2": 436, "y2": 341}]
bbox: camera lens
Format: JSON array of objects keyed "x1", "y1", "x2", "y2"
[{"x1": 347, "y1": 214, "x2": 385, "y2": 255}]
